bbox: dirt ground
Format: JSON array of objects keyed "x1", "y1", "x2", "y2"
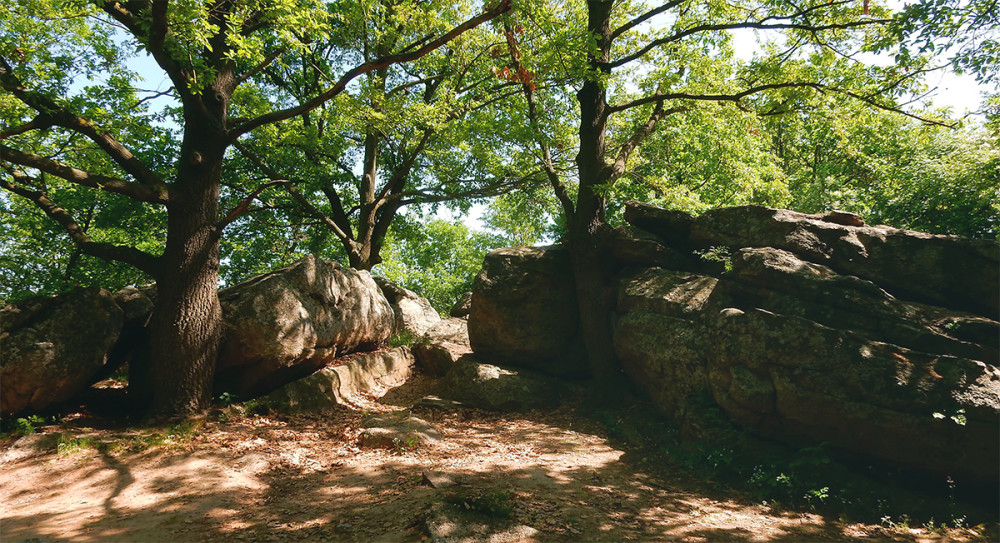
[{"x1": 0, "y1": 374, "x2": 994, "y2": 543}]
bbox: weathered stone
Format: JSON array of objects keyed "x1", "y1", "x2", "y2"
[
  {"x1": 623, "y1": 200, "x2": 695, "y2": 249},
  {"x1": 613, "y1": 248, "x2": 1000, "y2": 484},
  {"x1": 708, "y1": 308, "x2": 1000, "y2": 483},
  {"x1": 1, "y1": 287, "x2": 123, "y2": 416},
  {"x1": 414, "y1": 341, "x2": 471, "y2": 377},
  {"x1": 450, "y1": 291, "x2": 473, "y2": 318},
  {"x1": 468, "y1": 245, "x2": 586, "y2": 377},
  {"x1": 608, "y1": 225, "x2": 697, "y2": 270},
  {"x1": 690, "y1": 205, "x2": 999, "y2": 317},
  {"x1": 440, "y1": 356, "x2": 562, "y2": 412},
  {"x1": 216, "y1": 255, "x2": 397, "y2": 396},
  {"x1": 0, "y1": 432, "x2": 62, "y2": 464},
  {"x1": 375, "y1": 277, "x2": 442, "y2": 337},
  {"x1": 266, "y1": 347, "x2": 414, "y2": 411},
  {"x1": 359, "y1": 412, "x2": 441, "y2": 449},
  {"x1": 425, "y1": 318, "x2": 470, "y2": 346}
]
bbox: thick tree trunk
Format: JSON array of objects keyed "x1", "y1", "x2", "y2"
[
  {"x1": 568, "y1": 2, "x2": 628, "y2": 401},
  {"x1": 145, "y1": 91, "x2": 229, "y2": 419}
]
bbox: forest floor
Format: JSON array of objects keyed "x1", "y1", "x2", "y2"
[{"x1": 0, "y1": 373, "x2": 995, "y2": 543}]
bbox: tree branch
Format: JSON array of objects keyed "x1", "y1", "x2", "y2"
[
  {"x1": 0, "y1": 56, "x2": 165, "y2": 186},
  {"x1": 611, "y1": 16, "x2": 888, "y2": 68},
  {"x1": 229, "y1": 0, "x2": 511, "y2": 140},
  {"x1": 0, "y1": 144, "x2": 170, "y2": 204},
  {"x1": 1, "y1": 171, "x2": 161, "y2": 277},
  {"x1": 610, "y1": 0, "x2": 686, "y2": 42}
]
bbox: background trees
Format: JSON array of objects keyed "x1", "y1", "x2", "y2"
[
  {"x1": 2, "y1": 0, "x2": 995, "y2": 415},
  {"x1": 1, "y1": 0, "x2": 508, "y2": 417}
]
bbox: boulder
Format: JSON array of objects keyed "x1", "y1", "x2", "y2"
[
  {"x1": 375, "y1": 277, "x2": 442, "y2": 337},
  {"x1": 266, "y1": 347, "x2": 415, "y2": 411},
  {"x1": 215, "y1": 255, "x2": 396, "y2": 397},
  {"x1": 1, "y1": 287, "x2": 124, "y2": 416},
  {"x1": 614, "y1": 249, "x2": 1000, "y2": 483},
  {"x1": 468, "y1": 245, "x2": 587, "y2": 378},
  {"x1": 440, "y1": 356, "x2": 562, "y2": 412},
  {"x1": 450, "y1": 291, "x2": 473, "y2": 318},
  {"x1": 414, "y1": 318, "x2": 472, "y2": 377},
  {"x1": 623, "y1": 200, "x2": 695, "y2": 249},
  {"x1": 689, "y1": 205, "x2": 999, "y2": 318}
]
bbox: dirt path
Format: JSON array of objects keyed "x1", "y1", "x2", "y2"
[{"x1": 0, "y1": 375, "x2": 991, "y2": 542}]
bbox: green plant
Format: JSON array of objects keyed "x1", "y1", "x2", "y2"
[
  {"x1": 57, "y1": 436, "x2": 98, "y2": 455},
  {"x1": 693, "y1": 246, "x2": 733, "y2": 272},
  {"x1": 388, "y1": 329, "x2": 420, "y2": 348}
]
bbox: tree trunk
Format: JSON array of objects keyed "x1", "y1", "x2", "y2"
[
  {"x1": 568, "y1": 2, "x2": 628, "y2": 401},
  {"x1": 145, "y1": 94, "x2": 228, "y2": 419}
]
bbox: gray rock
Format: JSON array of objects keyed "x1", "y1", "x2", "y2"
[
  {"x1": 468, "y1": 245, "x2": 587, "y2": 378},
  {"x1": 440, "y1": 356, "x2": 562, "y2": 412},
  {"x1": 375, "y1": 277, "x2": 442, "y2": 337},
  {"x1": 215, "y1": 255, "x2": 396, "y2": 396},
  {"x1": 266, "y1": 347, "x2": 414, "y2": 411},
  {"x1": 0, "y1": 432, "x2": 62, "y2": 464},
  {"x1": 414, "y1": 341, "x2": 471, "y2": 377},
  {"x1": 623, "y1": 200, "x2": 695, "y2": 249},
  {"x1": 1, "y1": 287, "x2": 123, "y2": 416},
  {"x1": 613, "y1": 250, "x2": 1000, "y2": 483}
]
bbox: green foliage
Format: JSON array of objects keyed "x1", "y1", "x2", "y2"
[
  {"x1": 376, "y1": 217, "x2": 504, "y2": 313},
  {"x1": 1, "y1": 415, "x2": 48, "y2": 437}
]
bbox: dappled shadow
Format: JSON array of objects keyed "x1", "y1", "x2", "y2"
[{"x1": 2, "y1": 379, "x2": 996, "y2": 543}]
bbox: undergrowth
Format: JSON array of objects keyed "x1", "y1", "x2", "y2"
[{"x1": 588, "y1": 400, "x2": 993, "y2": 533}]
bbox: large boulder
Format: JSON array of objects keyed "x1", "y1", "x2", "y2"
[
  {"x1": 375, "y1": 277, "x2": 442, "y2": 337},
  {"x1": 215, "y1": 255, "x2": 397, "y2": 397},
  {"x1": 413, "y1": 318, "x2": 472, "y2": 377},
  {"x1": 689, "y1": 205, "x2": 999, "y2": 318},
  {"x1": 266, "y1": 347, "x2": 415, "y2": 411},
  {"x1": 614, "y1": 245, "x2": 1000, "y2": 483},
  {"x1": 467, "y1": 245, "x2": 587, "y2": 378},
  {"x1": 1, "y1": 287, "x2": 124, "y2": 416}
]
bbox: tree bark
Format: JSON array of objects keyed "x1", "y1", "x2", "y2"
[
  {"x1": 144, "y1": 88, "x2": 229, "y2": 419},
  {"x1": 568, "y1": 2, "x2": 629, "y2": 401}
]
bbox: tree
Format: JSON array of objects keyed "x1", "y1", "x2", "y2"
[
  {"x1": 499, "y1": 0, "x2": 934, "y2": 396},
  {"x1": 1, "y1": 0, "x2": 509, "y2": 418},
  {"x1": 227, "y1": 2, "x2": 542, "y2": 271}
]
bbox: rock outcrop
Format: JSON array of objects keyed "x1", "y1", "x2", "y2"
[
  {"x1": 439, "y1": 356, "x2": 563, "y2": 412},
  {"x1": 375, "y1": 277, "x2": 442, "y2": 337},
  {"x1": 613, "y1": 204, "x2": 1000, "y2": 484},
  {"x1": 413, "y1": 318, "x2": 472, "y2": 377},
  {"x1": 266, "y1": 347, "x2": 415, "y2": 411},
  {"x1": 1, "y1": 287, "x2": 123, "y2": 416},
  {"x1": 470, "y1": 202, "x2": 999, "y2": 484},
  {"x1": 216, "y1": 255, "x2": 397, "y2": 397},
  {"x1": 467, "y1": 246, "x2": 587, "y2": 378}
]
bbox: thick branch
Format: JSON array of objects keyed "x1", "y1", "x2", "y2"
[
  {"x1": 611, "y1": 17, "x2": 888, "y2": 68},
  {"x1": 1, "y1": 173, "x2": 161, "y2": 277},
  {"x1": 0, "y1": 57, "x2": 164, "y2": 186},
  {"x1": 229, "y1": 0, "x2": 511, "y2": 139},
  {"x1": 217, "y1": 179, "x2": 289, "y2": 229},
  {"x1": 610, "y1": 0, "x2": 686, "y2": 42},
  {"x1": 611, "y1": 103, "x2": 686, "y2": 179},
  {"x1": 0, "y1": 144, "x2": 170, "y2": 204}
]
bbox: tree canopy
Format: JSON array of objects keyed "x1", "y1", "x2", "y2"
[{"x1": 2, "y1": 0, "x2": 996, "y2": 416}]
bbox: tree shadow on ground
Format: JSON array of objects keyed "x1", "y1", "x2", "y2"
[{"x1": 2, "y1": 374, "x2": 996, "y2": 543}]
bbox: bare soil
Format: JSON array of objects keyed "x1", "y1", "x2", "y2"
[{"x1": 0, "y1": 374, "x2": 994, "y2": 542}]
